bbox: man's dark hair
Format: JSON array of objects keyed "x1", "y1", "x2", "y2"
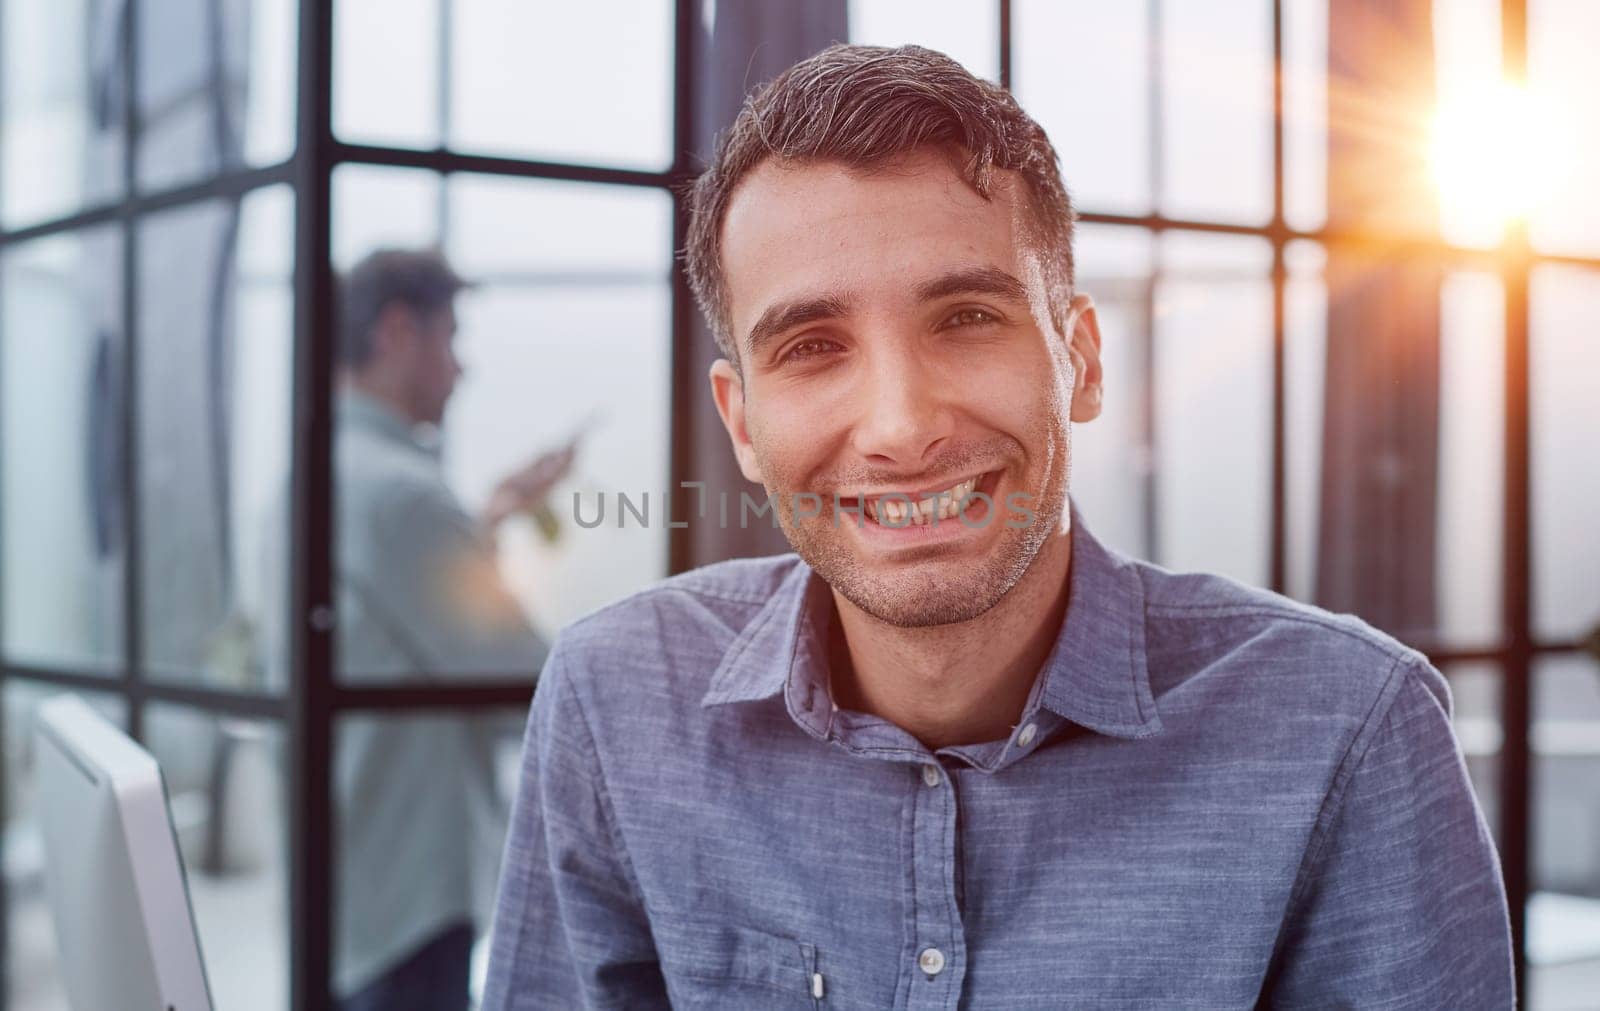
[
  {"x1": 338, "y1": 248, "x2": 469, "y2": 367},
  {"x1": 684, "y1": 43, "x2": 1076, "y2": 364}
]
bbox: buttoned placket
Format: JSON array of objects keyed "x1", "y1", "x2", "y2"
[
  {"x1": 783, "y1": 614, "x2": 966, "y2": 1007},
  {"x1": 905, "y1": 757, "x2": 965, "y2": 1010},
  {"x1": 799, "y1": 659, "x2": 1059, "y2": 1009}
]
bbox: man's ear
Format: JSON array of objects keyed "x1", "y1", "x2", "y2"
[
  {"x1": 1066, "y1": 292, "x2": 1104, "y2": 423},
  {"x1": 709, "y1": 358, "x2": 764, "y2": 484}
]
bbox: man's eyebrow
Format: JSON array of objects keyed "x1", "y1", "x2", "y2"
[
  {"x1": 744, "y1": 294, "x2": 852, "y2": 361},
  {"x1": 913, "y1": 266, "x2": 1029, "y2": 305}
]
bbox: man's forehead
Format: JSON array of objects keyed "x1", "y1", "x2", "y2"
[
  {"x1": 721, "y1": 152, "x2": 1035, "y2": 317},
  {"x1": 724, "y1": 150, "x2": 1028, "y2": 239}
]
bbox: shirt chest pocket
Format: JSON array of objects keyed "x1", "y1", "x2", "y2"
[{"x1": 665, "y1": 922, "x2": 823, "y2": 1010}]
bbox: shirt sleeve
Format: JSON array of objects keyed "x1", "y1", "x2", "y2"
[
  {"x1": 481, "y1": 643, "x2": 670, "y2": 1010},
  {"x1": 1264, "y1": 655, "x2": 1515, "y2": 1008}
]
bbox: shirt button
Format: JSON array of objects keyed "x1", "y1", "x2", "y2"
[
  {"x1": 1016, "y1": 722, "x2": 1038, "y2": 748},
  {"x1": 918, "y1": 947, "x2": 946, "y2": 976},
  {"x1": 921, "y1": 763, "x2": 941, "y2": 788}
]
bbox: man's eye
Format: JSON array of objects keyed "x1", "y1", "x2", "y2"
[
  {"x1": 944, "y1": 308, "x2": 999, "y2": 328},
  {"x1": 782, "y1": 338, "x2": 839, "y2": 362}
]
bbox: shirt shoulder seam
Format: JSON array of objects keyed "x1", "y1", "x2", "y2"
[
  {"x1": 1145, "y1": 602, "x2": 1411, "y2": 662},
  {"x1": 661, "y1": 584, "x2": 775, "y2": 608},
  {"x1": 561, "y1": 582, "x2": 773, "y2": 639}
]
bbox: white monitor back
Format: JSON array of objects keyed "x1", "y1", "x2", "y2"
[{"x1": 32, "y1": 694, "x2": 213, "y2": 1011}]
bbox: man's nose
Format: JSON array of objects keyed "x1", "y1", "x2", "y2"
[{"x1": 848, "y1": 347, "x2": 952, "y2": 467}]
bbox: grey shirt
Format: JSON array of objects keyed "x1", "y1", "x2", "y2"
[
  {"x1": 264, "y1": 390, "x2": 548, "y2": 997},
  {"x1": 483, "y1": 504, "x2": 1512, "y2": 1009}
]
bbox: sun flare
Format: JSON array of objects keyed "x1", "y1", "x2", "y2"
[{"x1": 1429, "y1": 79, "x2": 1572, "y2": 244}]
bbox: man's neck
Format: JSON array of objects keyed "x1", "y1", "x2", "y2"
[
  {"x1": 828, "y1": 529, "x2": 1073, "y2": 750},
  {"x1": 340, "y1": 375, "x2": 419, "y2": 426}
]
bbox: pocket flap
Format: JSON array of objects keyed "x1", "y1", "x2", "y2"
[{"x1": 674, "y1": 921, "x2": 816, "y2": 994}]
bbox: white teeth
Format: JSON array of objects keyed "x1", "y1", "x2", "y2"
[{"x1": 866, "y1": 475, "x2": 984, "y2": 526}]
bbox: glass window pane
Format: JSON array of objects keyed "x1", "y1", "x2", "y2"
[
  {"x1": 331, "y1": 164, "x2": 441, "y2": 269},
  {"x1": 1282, "y1": 0, "x2": 1327, "y2": 231},
  {"x1": 1, "y1": 226, "x2": 125, "y2": 672},
  {"x1": 1153, "y1": 231, "x2": 1273, "y2": 586},
  {"x1": 1014, "y1": 0, "x2": 1151, "y2": 215},
  {"x1": 1070, "y1": 224, "x2": 1153, "y2": 559},
  {"x1": 330, "y1": 174, "x2": 672, "y2": 683},
  {"x1": 1284, "y1": 239, "x2": 1326, "y2": 603},
  {"x1": 446, "y1": 179, "x2": 672, "y2": 630},
  {"x1": 1159, "y1": 0, "x2": 1273, "y2": 224},
  {"x1": 0, "y1": 0, "x2": 123, "y2": 228},
  {"x1": 3, "y1": 682, "x2": 126, "y2": 1011},
  {"x1": 1529, "y1": 654, "x2": 1600, "y2": 1007},
  {"x1": 143, "y1": 702, "x2": 287, "y2": 1011},
  {"x1": 334, "y1": 708, "x2": 524, "y2": 1003},
  {"x1": 137, "y1": 0, "x2": 298, "y2": 193},
  {"x1": 1532, "y1": 264, "x2": 1600, "y2": 643},
  {"x1": 1434, "y1": 269, "x2": 1505, "y2": 647},
  {"x1": 848, "y1": 0, "x2": 999, "y2": 83},
  {"x1": 137, "y1": 185, "x2": 295, "y2": 686},
  {"x1": 449, "y1": 174, "x2": 669, "y2": 276},
  {"x1": 1286, "y1": 251, "x2": 1505, "y2": 649},
  {"x1": 333, "y1": 0, "x2": 440, "y2": 149},
  {"x1": 450, "y1": 0, "x2": 674, "y2": 170},
  {"x1": 1528, "y1": 0, "x2": 1600, "y2": 257}
]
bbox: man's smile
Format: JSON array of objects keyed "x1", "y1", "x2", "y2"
[
  {"x1": 836, "y1": 470, "x2": 1000, "y2": 526},
  {"x1": 826, "y1": 469, "x2": 1012, "y2": 549}
]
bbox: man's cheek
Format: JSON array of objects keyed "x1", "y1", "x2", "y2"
[
  {"x1": 743, "y1": 410, "x2": 782, "y2": 470},
  {"x1": 749, "y1": 434, "x2": 801, "y2": 496},
  {"x1": 750, "y1": 411, "x2": 810, "y2": 479}
]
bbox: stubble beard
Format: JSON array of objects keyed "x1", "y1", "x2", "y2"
[{"x1": 774, "y1": 440, "x2": 1071, "y2": 629}]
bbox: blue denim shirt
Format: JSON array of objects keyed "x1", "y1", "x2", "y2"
[{"x1": 482, "y1": 508, "x2": 1513, "y2": 1009}]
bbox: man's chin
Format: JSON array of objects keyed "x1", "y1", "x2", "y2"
[
  {"x1": 833, "y1": 573, "x2": 1009, "y2": 628},
  {"x1": 782, "y1": 477, "x2": 1067, "y2": 628},
  {"x1": 805, "y1": 537, "x2": 1043, "y2": 628}
]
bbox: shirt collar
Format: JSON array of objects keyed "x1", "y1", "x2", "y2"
[
  {"x1": 338, "y1": 389, "x2": 441, "y2": 460},
  {"x1": 700, "y1": 560, "x2": 830, "y2": 720},
  {"x1": 1035, "y1": 502, "x2": 1163, "y2": 738},
  {"x1": 701, "y1": 502, "x2": 1164, "y2": 742}
]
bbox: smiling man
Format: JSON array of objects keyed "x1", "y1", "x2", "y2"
[{"x1": 482, "y1": 45, "x2": 1513, "y2": 1010}]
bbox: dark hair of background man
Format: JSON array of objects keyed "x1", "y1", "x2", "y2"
[{"x1": 337, "y1": 248, "x2": 470, "y2": 367}]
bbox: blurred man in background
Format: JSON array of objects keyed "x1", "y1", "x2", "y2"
[{"x1": 267, "y1": 248, "x2": 574, "y2": 1010}]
